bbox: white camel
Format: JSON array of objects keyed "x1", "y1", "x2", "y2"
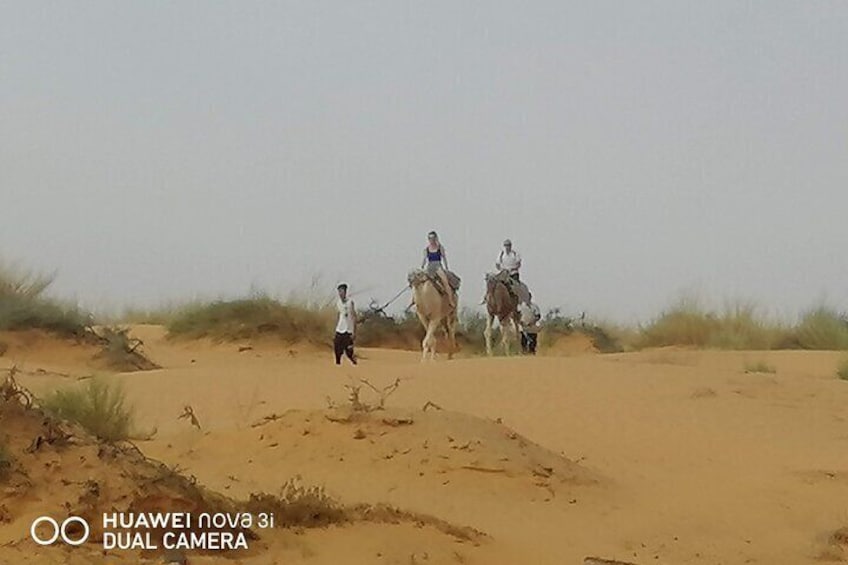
[{"x1": 408, "y1": 270, "x2": 458, "y2": 361}]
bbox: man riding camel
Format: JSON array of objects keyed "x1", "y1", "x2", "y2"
[
  {"x1": 483, "y1": 239, "x2": 530, "y2": 305},
  {"x1": 420, "y1": 230, "x2": 458, "y2": 309},
  {"x1": 496, "y1": 239, "x2": 521, "y2": 282}
]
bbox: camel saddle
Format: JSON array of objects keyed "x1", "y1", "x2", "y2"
[
  {"x1": 486, "y1": 270, "x2": 527, "y2": 304},
  {"x1": 408, "y1": 269, "x2": 461, "y2": 297}
]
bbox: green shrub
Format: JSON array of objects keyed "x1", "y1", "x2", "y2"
[{"x1": 43, "y1": 379, "x2": 135, "y2": 442}]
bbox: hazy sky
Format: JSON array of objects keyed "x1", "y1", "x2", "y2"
[{"x1": 2, "y1": 2, "x2": 847, "y2": 321}]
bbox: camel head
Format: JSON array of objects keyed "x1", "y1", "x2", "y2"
[
  {"x1": 408, "y1": 269, "x2": 429, "y2": 288},
  {"x1": 485, "y1": 271, "x2": 510, "y2": 296}
]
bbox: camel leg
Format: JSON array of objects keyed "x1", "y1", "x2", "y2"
[
  {"x1": 421, "y1": 320, "x2": 439, "y2": 361},
  {"x1": 444, "y1": 313, "x2": 457, "y2": 360},
  {"x1": 502, "y1": 316, "x2": 518, "y2": 356},
  {"x1": 421, "y1": 329, "x2": 430, "y2": 362},
  {"x1": 484, "y1": 314, "x2": 494, "y2": 356},
  {"x1": 417, "y1": 312, "x2": 430, "y2": 362}
]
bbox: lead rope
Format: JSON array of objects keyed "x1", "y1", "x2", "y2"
[{"x1": 371, "y1": 285, "x2": 411, "y2": 315}]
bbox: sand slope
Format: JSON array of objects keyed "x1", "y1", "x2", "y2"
[{"x1": 4, "y1": 327, "x2": 848, "y2": 564}]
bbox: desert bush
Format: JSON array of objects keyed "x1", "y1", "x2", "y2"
[
  {"x1": 538, "y1": 308, "x2": 624, "y2": 353},
  {"x1": 43, "y1": 379, "x2": 135, "y2": 442},
  {"x1": 167, "y1": 294, "x2": 333, "y2": 344},
  {"x1": 789, "y1": 307, "x2": 848, "y2": 350},
  {"x1": 90, "y1": 326, "x2": 160, "y2": 371},
  {"x1": 245, "y1": 477, "x2": 347, "y2": 528},
  {"x1": 356, "y1": 308, "x2": 422, "y2": 349},
  {"x1": 638, "y1": 299, "x2": 783, "y2": 350},
  {"x1": 0, "y1": 441, "x2": 12, "y2": 481},
  {"x1": 0, "y1": 263, "x2": 88, "y2": 336},
  {"x1": 837, "y1": 358, "x2": 848, "y2": 381},
  {"x1": 744, "y1": 361, "x2": 776, "y2": 374},
  {"x1": 117, "y1": 305, "x2": 183, "y2": 325},
  {"x1": 456, "y1": 309, "x2": 488, "y2": 354},
  {"x1": 537, "y1": 308, "x2": 576, "y2": 350}
]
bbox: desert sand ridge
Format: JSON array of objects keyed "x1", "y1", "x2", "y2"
[{"x1": 2, "y1": 326, "x2": 848, "y2": 564}]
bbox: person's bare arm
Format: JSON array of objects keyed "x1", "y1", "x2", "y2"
[
  {"x1": 350, "y1": 301, "x2": 357, "y2": 337},
  {"x1": 421, "y1": 249, "x2": 427, "y2": 269},
  {"x1": 441, "y1": 246, "x2": 449, "y2": 270}
]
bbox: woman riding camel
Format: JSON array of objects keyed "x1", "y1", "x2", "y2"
[{"x1": 421, "y1": 231, "x2": 456, "y2": 309}]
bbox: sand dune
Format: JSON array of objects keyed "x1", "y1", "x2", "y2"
[{"x1": 3, "y1": 327, "x2": 848, "y2": 564}]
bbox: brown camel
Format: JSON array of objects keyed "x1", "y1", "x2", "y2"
[
  {"x1": 484, "y1": 271, "x2": 520, "y2": 356},
  {"x1": 408, "y1": 270, "x2": 458, "y2": 361}
]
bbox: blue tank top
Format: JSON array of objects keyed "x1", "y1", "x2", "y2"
[{"x1": 426, "y1": 246, "x2": 442, "y2": 262}]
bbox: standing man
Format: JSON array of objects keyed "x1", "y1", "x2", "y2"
[
  {"x1": 519, "y1": 293, "x2": 542, "y2": 354},
  {"x1": 334, "y1": 282, "x2": 357, "y2": 365}
]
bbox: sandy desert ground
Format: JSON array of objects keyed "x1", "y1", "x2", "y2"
[{"x1": 2, "y1": 326, "x2": 848, "y2": 564}]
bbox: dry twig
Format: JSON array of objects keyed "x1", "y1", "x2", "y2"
[{"x1": 178, "y1": 405, "x2": 201, "y2": 430}]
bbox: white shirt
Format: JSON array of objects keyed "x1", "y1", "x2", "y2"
[
  {"x1": 519, "y1": 302, "x2": 541, "y2": 332},
  {"x1": 335, "y1": 297, "x2": 356, "y2": 334},
  {"x1": 497, "y1": 249, "x2": 521, "y2": 273}
]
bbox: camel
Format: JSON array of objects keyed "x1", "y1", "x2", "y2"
[
  {"x1": 408, "y1": 270, "x2": 458, "y2": 361},
  {"x1": 484, "y1": 271, "x2": 520, "y2": 356}
]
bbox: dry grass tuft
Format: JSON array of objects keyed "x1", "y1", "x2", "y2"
[
  {"x1": 166, "y1": 294, "x2": 333, "y2": 344},
  {"x1": 356, "y1": 308, "x2": 423, "y2": 349},
  {"x1": 744, "y1": 361, "x2": 776, "y2": 374},
  {"x1": 0, "y1": 262, "x2": 88, "y2": 337},
  {"x1": 638, "y1": 299, "x2": 783, "y2": 350},
  {"x1": 90, "y1": 326, "x2": 160, "y2": 371},
  {"x1": 637, "y1": 299, "x2": 848, "y2": 351},
  {"x1": 0, "y1": 441, "x2": 12, "y2": 481},
  {"x1": 791, "y1": 307, "x2": 848, "y2": 350},
  {"x1": 42, "y1": 379, "x2": 135, "y2": 442},
  {"x1": 538, "y1": 309, "x2": 624, "y2": 353},
  {"x1": 837, "y1": 358, "x2": 848, "y2": 381},
  {"x1": 243, "y1": 477, "x2": 485, "y2": 541},
  {"x1": 245, "y1": 476, "x2": 347, "y2": 529}
]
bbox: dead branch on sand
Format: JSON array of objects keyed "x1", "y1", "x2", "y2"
[
  {"x1": 178, "y1": 405, "x2": 201, "y2": 430},
  {"x1": 325, "y1": 377, "x2": 406, "y2": 423},
  {"x1": 583, "y1": 558, "x2": 639, "y2": 565},
  {"x1": 422, "y1": 401, "x2": 443, "y2": 411},
  {"x1": 359, "y1": 377, "x2": 401, "y2": 410},
  {"x1": 251, "y1": 413, "x2": 283, "y2": 428},
  {"x1": 326, "y1": 377, "x2": 402, "y2": 414},
  {"x1": 1, "y1": 366, "x2": 33, "y2": 409}
]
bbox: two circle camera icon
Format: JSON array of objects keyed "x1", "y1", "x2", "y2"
[{"x1": 30, "y1": 516, "x2": 90, "y2": 546}]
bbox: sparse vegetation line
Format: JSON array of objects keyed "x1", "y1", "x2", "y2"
[{"x1": 5, "y1": 258, "x2": 848, "y2": 353}]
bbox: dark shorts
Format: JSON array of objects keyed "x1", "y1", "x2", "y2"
[{"x1": 333, "y1": 332, "x2": 356, "y2": 365}]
